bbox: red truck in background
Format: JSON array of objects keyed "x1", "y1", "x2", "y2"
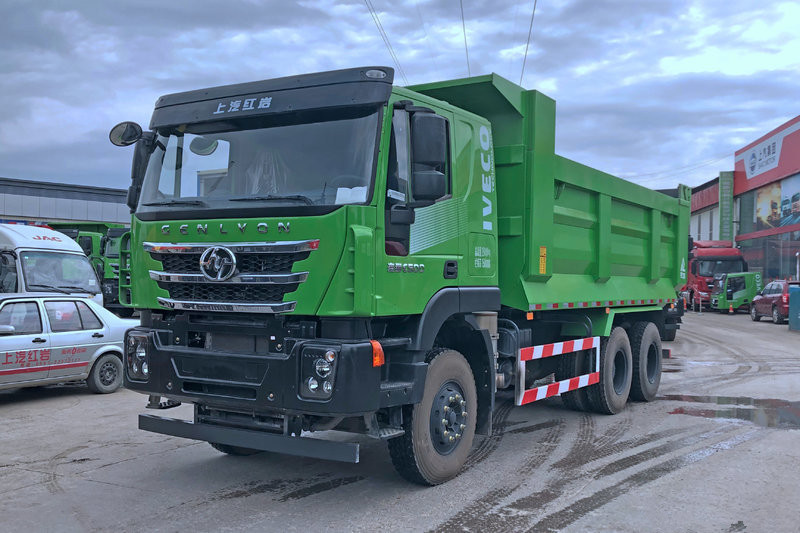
[{"x1": 685, "y1": 239, "x2": 747, "y2": 308}]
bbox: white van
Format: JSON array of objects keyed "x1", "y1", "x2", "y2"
[{"x1": 0, "y1": 224, "x2": 103, "y2": 305}]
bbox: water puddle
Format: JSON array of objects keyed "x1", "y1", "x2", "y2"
[{"x1": 661, "y1": 394, "x2": 800, "y2": 429}]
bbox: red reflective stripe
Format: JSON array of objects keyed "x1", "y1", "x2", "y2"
[
  {"x1": 546, "y1": 383, "x2": 560, "y2": 397},
  {"x1": 0, "y1": 361, "x2": 88, "y2": 376},
  {"x1": 588, "y1": 372, "x2": 600, "y2": 385},
  {"x1": 541, "y1": 344, "x2": 554, "y2": 358},
  {"x1": 568, "y1": 376, "x2": 581, "y2": 390},
  {"x1": 520, "y1": 346, "x2": 534, "y2": 361},
  {"x1": 562, "y1": 340, "x2": 574, "y2": 353}
]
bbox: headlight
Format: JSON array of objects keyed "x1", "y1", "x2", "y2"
[
  {"x1": 300, "y1": 346, "x2": 339, "y2": 400},
  {"x1": 125, "y1": 332, "x2": 150, "y2": 382}
]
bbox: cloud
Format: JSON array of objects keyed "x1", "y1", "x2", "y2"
[{"x1": 0, "y1": 0, "x2": 795, "y2": 192}]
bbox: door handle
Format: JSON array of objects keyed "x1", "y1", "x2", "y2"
[
  {"x1": 32, "y1": 338, "x2": 47, "y2": 343},
  {"x1": 92, "y1": 332, "x2": 104, "y2": 338}
]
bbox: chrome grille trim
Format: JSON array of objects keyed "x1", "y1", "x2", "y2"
[
  {"x1": 149, "y1": 271, "x2": 308, "y2": 284},
  {"x1": 157, "y1": 298, "x2": 296, "y2": 314},
  {"x1": 143, "y1": 240, "x2": 319, "y2": 254}
]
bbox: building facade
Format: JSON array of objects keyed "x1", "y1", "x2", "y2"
[
  {"x1": 734, "y1": 115, "x2": 800, "y2": 281},
  {"x1": 0, "y1": 177, "x2": 129, "y2": 225}
]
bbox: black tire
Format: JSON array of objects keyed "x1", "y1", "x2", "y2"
[
  {"x1": 387, "y1": 348, "x2": 477, "y2": 485},
  {"x1": 588, "y1": 327, "x2": 632, "y2": 415},
  {"x1": 209, "y1": 442, "x2": 261, "y2": 456},
  {"x1": 86, "y1": 353, "x2": 123, "y2": 394},
  {"x1": 628, "y1": 322, "x2": 661, "y2": 402},
  {"x1": 772, "y1": 306, "x2": 784, "y2": 324},
  {"x1": 661, "y1": 326, "x2": 677, "y2": 342},
  {"x1": 556, "y1": 349, "x2": 592, "y2": 411},
  {"x1": 750, "y1": 306, "x2": 760, "y2": 321}
]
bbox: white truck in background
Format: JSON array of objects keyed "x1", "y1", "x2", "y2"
[{"x1": 0, "y1": 224, "x2": 103, "y2": 305}]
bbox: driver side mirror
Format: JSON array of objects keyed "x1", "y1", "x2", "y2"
[
  {"x1": 0, "y1": 325, "x2": 15, "y2": 336},
  {"x1": 690, "y1": 262, "x2": 697, "y2": 275}
]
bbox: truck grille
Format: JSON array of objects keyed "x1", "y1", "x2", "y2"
[
  {"x1": 144, "y1": 240, "x2": 318, "y2": 313},
  {"x1": 159, "y1": 283, "x2": 298, "y2": 303},
  {"x1": 152, "y1": 252, "x2": 309, "y2": 274}
]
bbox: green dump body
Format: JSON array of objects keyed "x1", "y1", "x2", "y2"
[
  {"x1": 710, "y1": 272, "x2": 763, "y2": 312},
  {"x1": 411, "y1": 75, "x2": 690, "y2": 312}
]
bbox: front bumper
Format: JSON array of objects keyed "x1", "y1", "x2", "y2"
[
  {"x1": 124, "y1": 326, "x2": 424, "y2": 417},
  {"x1": 139, "y1": 413, "x2": 360, "y2": 462}
]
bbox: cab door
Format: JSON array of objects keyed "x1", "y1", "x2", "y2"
[
  {"x1": 43, "y1": 300, "x2": 106, "y2": 379},
  {"x1": 0, "y1": 300, "x2": 51, "y2": 386}
]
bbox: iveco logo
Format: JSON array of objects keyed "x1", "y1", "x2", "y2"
[{"x1": 199, "y1": 247, "x2": 237, "y2": 281}]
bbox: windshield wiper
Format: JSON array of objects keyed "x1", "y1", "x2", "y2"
[
  {"x1": 142, "y1": 199, "x2": 207, "y2": 207},
  {"x1": 27, "y1": 284, "x2": 70, "y2": 294},
  {"x1": 229, "y1": 194, "x2": 314, "y2": 206},
  {"x1": 58, "y1": 285, "x2": 96, "y2": 294}
]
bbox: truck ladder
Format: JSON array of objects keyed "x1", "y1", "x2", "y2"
[{"x1": 515, "y1": 336, "x2": 600, "y2": 406}]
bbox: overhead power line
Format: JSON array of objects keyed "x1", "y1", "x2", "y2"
[
  {"x1": 520, "y1": 0, "x2": 538, "y2": 85},
  {"x1": 624, "y1": 152, "x2": 732, "y2": 181},
  {"x1": 460, "y1": 0, "x2": 471, "y2": 77},
  {"x1": 364, "y1": 0, "x2": 409, "y2": 85}
]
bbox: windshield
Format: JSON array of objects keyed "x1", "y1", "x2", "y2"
[
  {"x1": 137, "y1": 109, "x2": 381, "y2": 213},
  {"x1": 696, "y1": 259, "x2": 745, "y2": 278},
  {"x1": 104, "y1": 237, "x2": 120, "y2": 258},
  {"x1": 20, "y1": 251, "x2": 99, "y2": 294}
]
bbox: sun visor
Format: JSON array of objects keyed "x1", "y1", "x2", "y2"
[{"x1": 150, "y1": 69, "x2": 394, "y2": 130}]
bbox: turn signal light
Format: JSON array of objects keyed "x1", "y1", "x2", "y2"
[{"x1": 370, "y1": 340, "x2": 384, "y2": 367}]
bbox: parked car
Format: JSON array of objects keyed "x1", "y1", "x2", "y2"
[
  {"x1": 751, "y1": 280, "x2": 800, "y2": 324},
  {"x1": 0, "y1": 294, "x2": 138, "y2": 393}
]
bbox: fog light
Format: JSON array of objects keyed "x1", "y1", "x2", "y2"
[
  {"x1": 307, "y1": 377, "x2": 319, "y2": 392},
  {"x1": 132, "y1": 361, "x2": 139, "y2": 374},
  {"x1": 141, "y1": 362, "x2": 149, "y2": 376},
  {"x1": 323, "y1": 381, "x2": 332, "y2": 393},
  {"x1": 315, "y1": 359, "x2": 332, "y2": 378},
  {"x1": 324, "y1": 350, "x2": 336, "y2": 362}
]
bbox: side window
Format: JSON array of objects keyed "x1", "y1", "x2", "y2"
[
  {"x1": 45, "y1": 301, "x2": 83, "y2": 333},
  {"x1": 0, "y1": 302, "x2": 42, "y2": 335},
  {"x1": 0, "y1": 253, "x2": 17, "y2": 293},
  {"x1": 76, "y1": 302, "x2": 103, "y2": 330}
]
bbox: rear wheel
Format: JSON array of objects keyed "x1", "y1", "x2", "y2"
[
  {"x1": 86, "y1": 353, "x2": 123, "y2": 394},
  {"x1": 628, "y1": 322, "x2": 661, "y2": 402},
  {"x1": 588, "y1": 327, "x2": 632, "y2": 415},
  {"x1": 209, "y1": 443, "x2": 261, "y2": 456},
  {"x1": 772, "y1": 306, "x2": 784, "y2": 324},
  {"x1": 557, "y1": 349, "x2": 592, "y2": 411},
  {"x1": 388, "y1": 348, "x2": 477, "y2": 485},
  {"x1": 750, "y1": 306, "x2": 760, "y2": 321}
]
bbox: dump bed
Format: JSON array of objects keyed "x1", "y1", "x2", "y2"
[{"x1": 411, "y1": 74, "x2": 690, "y2": 312}]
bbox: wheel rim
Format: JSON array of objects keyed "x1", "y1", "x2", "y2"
[
  {"x1": 751, "y1": 307, "x2": 756, "y2": 318},
  {"x1": 612, "y1": 349, "x2": 628, "y2": 394},
  {"x1": 646, "y1": 343, "x2": 659, "y2": 384},
  {"x1": 429, "y1": 380, "x2": 467, "y2": 455},
  {"x1": 773, "y1": 308, "x2": 778, "y2": 321},
  {"x1": 99, "y1": 360, "x2": 118, "y2": 386}
]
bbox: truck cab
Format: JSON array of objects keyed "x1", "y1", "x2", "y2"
[
  {"x1": 0, "y1": 224, "x2": 103, "y2": 305},
  {"x1": 687, "y1": 240, "x2": 746, "y2": 307},
  {"x1": 710, "y1": 271, "x2": 762, "y2": 312}
]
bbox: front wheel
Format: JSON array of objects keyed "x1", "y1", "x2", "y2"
[
  {"x1": 750, "y1": 306, "x2": 760, "y2": 321},
  {"x1": 387, "y1": 348, "x2": 477, "y2": 485},
  {"x1": 86, "y1": 353, "x2": 123, "y2": 393},
  {"x1": 588, "y1": 327, "x2": 632, "y2": 414}
]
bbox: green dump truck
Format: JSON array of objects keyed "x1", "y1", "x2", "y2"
[
  {"x1": 109, "y1": 67, "x2": 689, "y2": 485},
  {"x1": 47, "y1": 223, "x2": 130, "y2": 315},
  {"x1": 710, "y1": 271, "x2": 763, "y2": 313}
]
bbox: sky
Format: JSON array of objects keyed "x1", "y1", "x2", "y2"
[{"x1": 0, "y1": 0, "x2": 797, "y2": 192}]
